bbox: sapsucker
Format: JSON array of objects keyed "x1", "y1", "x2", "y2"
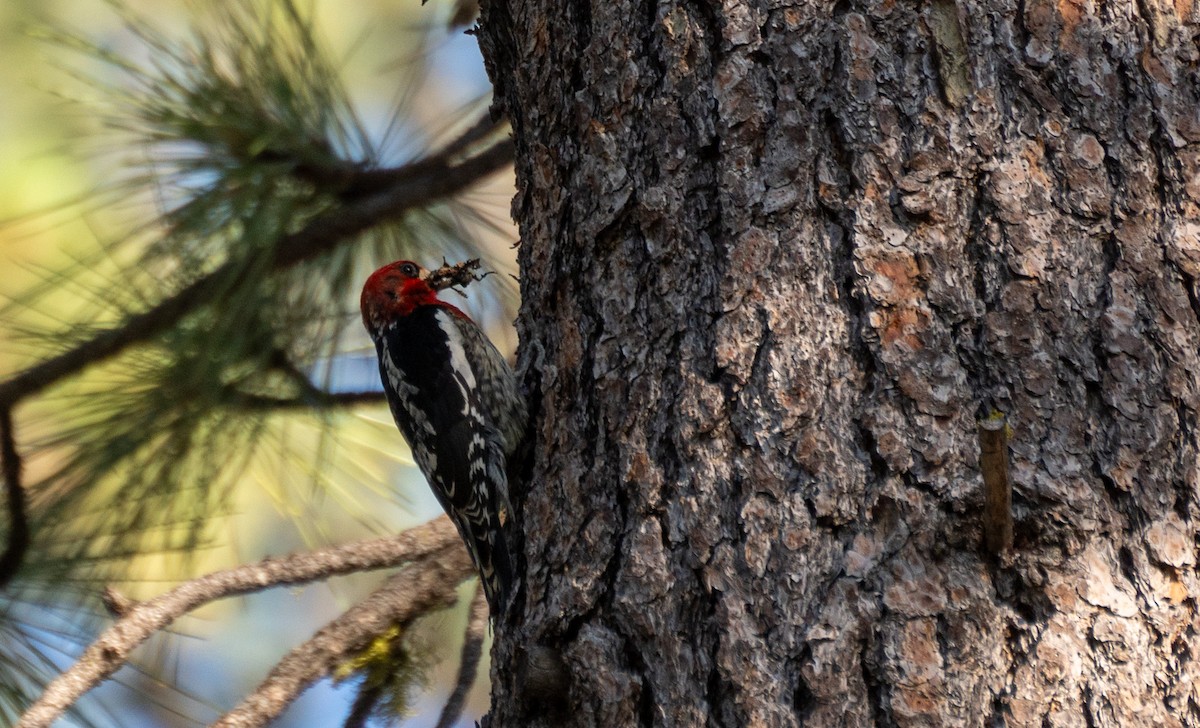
[{"x1": 360, "y1": 260, "x2": 525, "y2": 615}]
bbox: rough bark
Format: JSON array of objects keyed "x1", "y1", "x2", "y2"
[{"x1": 477, "y1": 0, "x2": 1200, "y2": 725}]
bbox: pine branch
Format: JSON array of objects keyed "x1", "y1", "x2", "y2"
[
  {"x1": 0, "y1": 131, "x2": 513, "y2": 411},
  {"x1": 212, "y1": 547, "x2": 474, "y2": 728},
  {"x1": 16, "y1": 517, "x2": 463, "y2": 728},
  {"x1": 282, "y1": 111, "x2": 504, "y2": 201},
  {"x1": 434, "y1": 583, "x2": 489, "y2": 728},
  {"x1": 268, "y1": 137, "x2": 513, "y2": 271},
  {"x1": 231, "y1": 390, "x2": 386, "y2": 411},
  {"x1": 0, "y1": 409, "x2": 28, "y2": 587}
]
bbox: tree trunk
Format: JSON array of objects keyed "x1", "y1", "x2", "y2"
[{"x1": 476, "y1": 0, "x2": 1200, "y2": 725}]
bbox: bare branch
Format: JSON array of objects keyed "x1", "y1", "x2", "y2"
[
  {"x1": 320, "y1": 391, "x2": 389, "y2": 407},
  {"x1": 213, "y1": 546, "x2": 475, "y2": 728},
  {"x1": 0, "y1": 136, "x2": 514, "y2": 410},
  {"x1": 17, "y1": 517, "x2": 463, "y2": 728},
  {"x1": 0, "y1": 407, "x2": 28, "y2": 587},
  {"x1": 232, "y1": 350, "x2": 387, "y2": 411},
  {"x1": 434, "y1": 583, "x2": 490, "y2": 728},
  {"x1": 230, "y1": 390, "x2": 387, "y2": 412}
]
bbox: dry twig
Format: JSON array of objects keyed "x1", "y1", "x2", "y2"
[
  {"x1": 213, "y1": 545, "x2": 474, "y2": 728},
  {"x1": 17, "y1": 517, "x2": 464, "y2": 728},
  {"x1": 434, "y1": 583, "x2": 490, "y2": 728}
]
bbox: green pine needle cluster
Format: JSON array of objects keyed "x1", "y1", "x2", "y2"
[
  {"x1": 336, "y1": 623, "x2": 434, "y2": 725},
  {"x1": 0, "y1": 578, "x2": 110, "y2": 726}
]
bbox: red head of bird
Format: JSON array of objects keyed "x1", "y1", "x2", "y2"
[{"x1": 360, "y1": 260, "x2": 449, "y2": 336}]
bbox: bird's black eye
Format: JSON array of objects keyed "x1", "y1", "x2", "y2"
[{"x1": 400, "y1": 263, "x2": 419, "y2": 278}]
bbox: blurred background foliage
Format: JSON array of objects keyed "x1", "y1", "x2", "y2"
[{"x1": 0, "y1": 0, "x2": 515, "y2": 725}]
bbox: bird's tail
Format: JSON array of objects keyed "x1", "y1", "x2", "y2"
[
  {"x1": 481, "y1": 525, "x2": 514, "y2": 616},
  {"x1": 452, "y1": 510, "x2": 515, "y2": 618}
]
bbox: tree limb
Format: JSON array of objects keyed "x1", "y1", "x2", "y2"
[
  {"x1": 0, "y1": 135, "x2": 514, "y2": 410},
  {"x1": 17, "y1": 517, "x2": 463, "y2": 728},
  {"x1": 0, "y1": 407, "x2": 27, "y2": 587},
  {"x1": 284, "y1": 112, "x2": 506, "y2": 201},
  {"x1": 212, "y1": 545, "x2": 475, "y2": 728},
  {"x1": 434, "y1": 582, "x2": 489, "y2": 728},
  {"x1": 231, "y1": 390, "x2": 387, "y2": 411}
]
